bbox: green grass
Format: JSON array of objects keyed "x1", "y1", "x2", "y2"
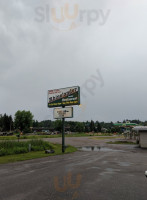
[
  {"x1": 0, "y1": 136, "x2": 17, "y2": 140},
  {"x1": 0, "y1": 134, "x2": 97, "y2": 140},
  {"x1": 107, "y1": 141, "x2": 137, "y2": 145},
  {"x1": 0, "y1": 140, "x2": 55, "y2": 156},
  {"x1": 0, "y1": 144, "x2": 77, "y2": 164},
  {"x1": 0, "y1": 135, "x2": 61, "y2": 140},
  {"x1": 0, "y1": 133, "x2": 120, "y2": 141},
  {"x1": 65, "y1": 133, "x2": 114, "y2": 137},
  {"x1": 91, "y1": 136, "x2": 122, "y2": 140},
  {"x1": 66, "y1": 133, "x2": 92, "y2": 137}
]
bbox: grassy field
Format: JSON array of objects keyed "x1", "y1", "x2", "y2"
[
  {"x1": 0, "y1": 133, "x2": 115, "y2": 140},
  {"x1": 107, "y1": 141, "x2": 137, "y2": 145},
  {"x1": 0, "y1": 140, "x2": 55, "y2": 156},
  {"x1": 0, "y1": 135, "x2": 60, "y2": 140},
  {"x1": 0, "y1": 140, "x2": 77, "y2": 164},
  {"x1": 91, "y1": 136, "x2": 123, "y2": 140}
]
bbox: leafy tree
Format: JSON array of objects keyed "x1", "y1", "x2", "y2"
[
  {"x1": 39, "y1": 120, "x2": 52, "y2": 128},
  {"x1": 75, "y1": 122, "x2": 85, "y2": 132},
  {"x1": 130, "y1": 119, "x2": 141, "y2": 124},
  {"x1": 90, "y1": 120, "x2": 95, "y2": 132},
  {"x1": 0, "y1": 114, "x2": 13, "y2": 131},
  {"x1": 33, "y1": 120, "x2": 39, "y2": 127},
  {"x1": 85, "y1": 121, "x2": 90, "y2": 133},
  {"x1": 3, "y1": 114, "x2": 9, "y2": 131},
  {"x1": 144, "y1": 121, "x2": 147, "y2": 126},
  {"x1": 54, "y1": 120, "x2": 62, "y2": 132},
  {"x1": 0, "y1": 115, "x2": 2, "y2": 131},
  {"x1": 95, "y1": 121, "x2": 101, "y2": 132},
  {"x1": 9, "y1": 115, "x2": 14, "y2": 131},
  {"x1": 111, "y1": 126, "x2": 120, "y2": 133},
  {"x1": 14, "y1": 110, "x2": 33, "y2": 133},
  {"x1": 66, "y1": 121, "x2": 76, "y2": 132}
]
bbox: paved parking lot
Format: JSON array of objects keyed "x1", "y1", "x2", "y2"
[{"x1": 0, "y1": 137, "x2": 147, "y2": 200}]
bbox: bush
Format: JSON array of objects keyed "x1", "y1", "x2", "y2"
[
  {"x1": 23, "y1": 128, "x2": 32, "y2": 134},
  {"x1": 15, "y1": 129, "x2": 21, "y2": 134},
  {"x1": 31, "y1": 146, "x2": 44, "y2": 151},
  {"x1": 13, "y1": 147, "x2": 28, "y2": 154},
  {"x1": 0, "y1": 140, "x2": 54, "y2": 156},
  {"x1": 0, "y1": 148, "x2": 7, "y2": 156}
]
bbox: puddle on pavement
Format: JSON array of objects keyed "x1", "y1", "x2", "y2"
[
  {"x1": 78, "y1": 146, "x2": 124, "y2": 152},
  {"x1": 118, "y1": 162, "x2": 132, "y2": 167},
  {"x1": 100, "y1": 168, "x2": 121, "y2": 176}
]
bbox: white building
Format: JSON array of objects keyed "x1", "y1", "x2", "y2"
[{"x1": 132, "y1": 126, "x2": 147, "y2": 148}]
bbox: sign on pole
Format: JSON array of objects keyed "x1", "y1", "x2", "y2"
[
  {"x1": 53, "y1": 107, "x2": 73, "y2": 119},
  {"x1": 47, "y1": 86, "x2": 80, "y2": 153},
  {"x1": 48, "y1": 86, "x2": 80, "y2": 108}
]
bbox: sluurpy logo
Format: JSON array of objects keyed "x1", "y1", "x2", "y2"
[
  {"x1": 54, "y1": 172, "x2": 82, "y2": 199},
  {"x1": 34, "y1": 0, "x2": 111, "y2": 31}
]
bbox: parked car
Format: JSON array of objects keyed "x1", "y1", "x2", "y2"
[
  {"x1": 0, "y1": 132, "x2": 7, "y2": 136},
  {"x1": 0, "y1": 132, "x2": 3, "y2": 136},
  {"x1": 0, "y1": 132, "x2": 13, "y2": 136},
  {"x1": 6, "y1": 132, "x2": 13, "y2": 136}
]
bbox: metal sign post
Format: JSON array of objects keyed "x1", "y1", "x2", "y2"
[
  {"x1": 62, "y1": 117, "x2": 65, "y2": 153},
  {"x1": 53, "y1": 106, "x2": 73, "y2": 153}
]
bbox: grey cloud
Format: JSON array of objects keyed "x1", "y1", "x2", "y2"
[{"x1": 0, "y1": 0, "x2": 147, "y2": 122}]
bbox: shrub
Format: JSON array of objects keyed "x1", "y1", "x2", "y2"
[
  {"x1": 13, "y1": 147, "x2": 28, "y2": 154},
  {"x1": 0, "y1": 140, "x2": 54, "y2": 156},
  {"x1": 31, "y1": 146, "x2": 44, "y2": 151}
]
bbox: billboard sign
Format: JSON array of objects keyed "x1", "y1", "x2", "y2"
[
  {"x1": 48, "y1": 86, "x2": 80, "y2": 108},
  {"x1": 53, "y1": 107, "x2": 73, "y2": 119}
]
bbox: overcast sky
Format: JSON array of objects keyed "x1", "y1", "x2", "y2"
[{"x1": 0, "y1": 0, "x2": 147, "y2": 122}]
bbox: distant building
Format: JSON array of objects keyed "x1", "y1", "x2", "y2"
[
  {"x1": 132, "y1": 126, "x2": 147, "y2": 148},
  {"x1": 101, "y1": 128, "x2": 108, "y2": 133},
  {"x1": 32, "y1": 127, "x2": 54, "y2": 133},
  {"x1": 114, "y1": 122, "x2": 138, "y2": 132}
]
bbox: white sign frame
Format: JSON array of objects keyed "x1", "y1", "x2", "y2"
[{"x1": 53, "y1": 107, "x2": 73, "y2": 119}]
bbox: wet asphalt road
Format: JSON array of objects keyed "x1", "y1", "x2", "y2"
[{"x1": 0, "y1": 137, "x2": 147, "y2": 200}]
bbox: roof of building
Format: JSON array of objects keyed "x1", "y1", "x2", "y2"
[{"x1": 114, "y1": 123, "x2": 138, "y2": 126}]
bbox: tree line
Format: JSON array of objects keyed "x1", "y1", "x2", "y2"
[
  {"x1": 33, "y1": 119, "x2": 147, "y2": 133},
  {"x1": 33, "y1": 120, "x2": 102, "y2": 133},
  {"x1": 1, "y1": 110, "x2": 147, "y2": 133}
]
